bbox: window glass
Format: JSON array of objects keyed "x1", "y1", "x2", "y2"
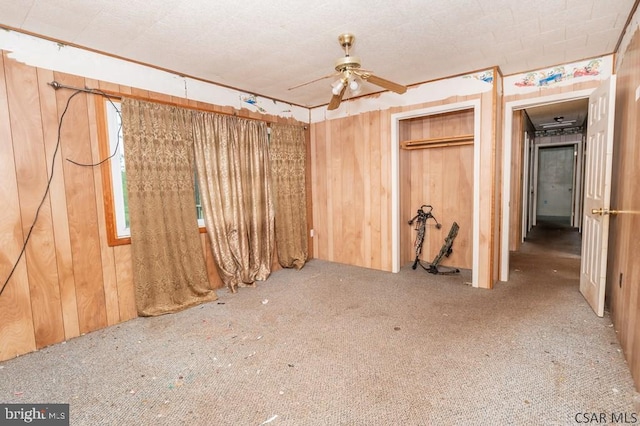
[{"x1": 106, "y1": 101, "x2": 129, "y2": 238}]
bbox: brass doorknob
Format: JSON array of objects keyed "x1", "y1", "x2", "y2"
[{"x1": 591, "y1": 208, "x2": 619, "y2": 216}]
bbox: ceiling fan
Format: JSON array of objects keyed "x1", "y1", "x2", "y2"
[{"x1": 289, "y1": 33, "x2": 408, "y2": 110}]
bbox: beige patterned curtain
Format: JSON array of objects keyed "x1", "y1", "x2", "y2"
[
  {"x1": 122, "y1": 98, "x2": 217, "y2": 316},
  {"x1": 192, "y1": 112, "x2": 274, "y2": 292},
  {"x1": 270, "y1": 123, "x2": 308, "y2": 269}
]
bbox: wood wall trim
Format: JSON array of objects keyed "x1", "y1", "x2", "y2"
[
  {"x1": 94, "y1": 95, "x2": 131, "y2": 247},
  {"x1": 305, "y1": 127, "x2": 314, "y2": 259},
  {"x1": 491, "y1": 66, "x2": 502, "y2": 286}
]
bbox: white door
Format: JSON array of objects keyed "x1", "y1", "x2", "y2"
[{"x1": 580, "y1": 76, "x2": 616, "y2": 317}]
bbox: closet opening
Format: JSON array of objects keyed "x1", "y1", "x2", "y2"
[{"x1": 391, "y1": 100, "x2": 481, "y2": 287}]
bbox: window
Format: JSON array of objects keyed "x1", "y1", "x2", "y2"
[
  {"x1": 106, "y1": 101, "x2": 129, "y2": 238},
  {"x1": 100, "y1": 99, "x2": 205, "y2": 246}
]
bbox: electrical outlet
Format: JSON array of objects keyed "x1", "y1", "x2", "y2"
[{"x1": 310, "y1": 229, "x2": 315, "y2": 237}]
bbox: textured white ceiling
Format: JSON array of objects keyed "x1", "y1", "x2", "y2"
[{"x1": 0, "y1": 0, "x2": 635, "y2": 108}]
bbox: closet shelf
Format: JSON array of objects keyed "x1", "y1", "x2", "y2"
[{"x1": 400, "y1": 134, "x2": 474, "y2": 150}]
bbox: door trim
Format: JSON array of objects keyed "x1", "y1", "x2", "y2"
[
  {"x1": 501, "y1": 89, "x2": 594, "y2": 282},
  {"x1": 521, "y1": 131, "x2": 531, "y2": 243}
]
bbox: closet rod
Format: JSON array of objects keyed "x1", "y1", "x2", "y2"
[{"x1": 401, "y1": 134, "x2": 474, "y2": 150}]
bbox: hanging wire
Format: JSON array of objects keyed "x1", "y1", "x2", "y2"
[
  {"x1": 66, "y1": 88, "x2": 122, "y2": 167},
  {"x1": 0, "y1": 83, "x2": 122, "y2": 298}
]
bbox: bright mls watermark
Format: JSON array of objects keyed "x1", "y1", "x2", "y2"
[{"x1": 0, "y1": 404, "x2": 68, "y2": 425}]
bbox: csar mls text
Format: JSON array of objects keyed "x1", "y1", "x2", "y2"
[{"x1": 575, "y1": 412, "x2": 638, "y2": 424}]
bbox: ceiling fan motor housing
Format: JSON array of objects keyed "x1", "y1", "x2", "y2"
[{"x1": 335, "y1": 56, "x2": 361, "y2": 71}]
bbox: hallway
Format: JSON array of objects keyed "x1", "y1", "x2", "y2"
[{"x1": 517, "y1": 218, "x2": 582, "y2": 259}]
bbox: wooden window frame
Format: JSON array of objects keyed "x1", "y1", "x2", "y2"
[{"x1": 96, "y1": 96, "x2": 131, "y2": 246}]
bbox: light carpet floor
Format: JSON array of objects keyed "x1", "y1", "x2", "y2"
[{"x1": 1, "y1": 255, "x2": 638, "y2": 425}]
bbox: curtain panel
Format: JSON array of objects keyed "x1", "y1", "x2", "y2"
[
  {"x1": 269, "y1": 123, "x2": 308, "y2": 269},
  {"x1": 192, "y1": 112, "x2": 275, "y2": 292},
  {"x1": 122, "y1": 98, "x2": 217, "y2": 316}
]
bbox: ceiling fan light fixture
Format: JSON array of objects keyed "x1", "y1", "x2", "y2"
[
  {"x1": 324, "y1": 33, "x2": 407, "y2": 110},
  {"x1": 331, "y1": 78, "x2": 346, "y2": 95},
  {"x1": 348, "y1": 76, "x2": 363, "y2": 95}
]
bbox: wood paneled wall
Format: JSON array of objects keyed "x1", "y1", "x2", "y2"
[
  {"x1": 399, "y1": 110, "x2": 474, "y2": 269},
  {"x1": 311, "y1": 91, "x2": 499, "y2": 288},
  {"x1": 0, "y1": 53, "x2": 37, "y2": 358},
  {"x1": 608, "y1": 24, "x2": 640, "y2": 389},
  {"x1": 0, "y1": 55, "x2": 120, "y2": 358},
  {"x1": 509, "y1": 110, "x2": 525, "y2": 251},
  {"x1": 508, "y1": 110, "x2": 537, "y2": 251},
  {"x1": 0, "y1": 53, "x2": 306, "y2": 360},
  {"x1": 478, "y1": 88, "x2": 500, "y2": 287},
  {"x1": 310, "y1": 110, "x2": 390, "y2": 270}
]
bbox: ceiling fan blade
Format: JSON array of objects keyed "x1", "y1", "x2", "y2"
[
  {"x1": 288, "y1": 72, "x2": 340, "y2": 90},
  {"x1": 327, "y1": 85, "x2": 347, "y2": 110},
  {"x1": 360, "y1": 73, "x2": 407, "y2": 94}
]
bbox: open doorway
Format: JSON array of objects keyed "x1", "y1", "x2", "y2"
[
  {"x1": 500, "y1": 89, "x2": 595, "y2": 282},
  {"x1": 518, "y1": 100, "x2": 587, "y2": 259}
]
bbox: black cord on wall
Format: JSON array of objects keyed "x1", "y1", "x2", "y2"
[
  {"x1": 66, "y1": 89, "x2": 122, "y2": 168},
  {"x1": 0, "y1": 87, "x2": 122, "y2": 298}
]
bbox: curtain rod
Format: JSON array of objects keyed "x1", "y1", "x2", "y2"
[
  {"x1": 47, "y1": 80, "x2": 307, "y2": 129},
  {"x1": 48, "y1": 81, "x2": 122, "y2": 99}
]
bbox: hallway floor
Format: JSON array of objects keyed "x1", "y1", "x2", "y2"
[{"x1": 517, "y1": 219, "x2": 582, "y2": 259}]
